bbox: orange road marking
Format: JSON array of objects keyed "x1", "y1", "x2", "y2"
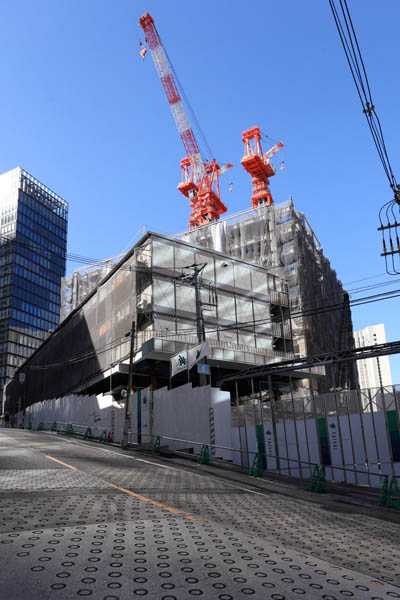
[
  {"x1": 45, "y1": 455, "x2": 198, "y2": 521},
  {"x1": 45, "y1": 455, "x2": 78, "y2": 470},
  {"x1": 110, "y1": 483, "x2": 198, "y2": 520}
]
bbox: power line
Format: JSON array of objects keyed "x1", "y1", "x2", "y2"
[
  {"x1": 24, "y1": 284, "x2": 400, "y2": 370},
  {"x1": 328, "y1": 0, "x2": 398, "y2": 192},
  {"x1": 328, "y1": 0, "x2": 400, "y2": 274}
]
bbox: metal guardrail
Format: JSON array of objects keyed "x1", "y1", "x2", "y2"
[
  {"x1": 24, "y1": 420, "x2": 395, "y2": 491},
  {"x1": 141, "y1": 432, "x2": 392, "y2": 483}
]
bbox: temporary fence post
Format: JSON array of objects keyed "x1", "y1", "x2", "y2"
[{"x1": 316, "y1": 465, "x2": 326, "y2": 493}]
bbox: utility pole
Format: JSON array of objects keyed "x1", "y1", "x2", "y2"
[
  {"x1": 193, "y1": 262, "x2": 205, "y2": 344},
  {"x1": 193, "y1": 262, "x2": 208, "y2": 386},
  {"x1": 176, "y1": 263, "x2": 210, "y2": 386},
  {"x1": 122, "y1": 320, "x2": 135, "y2": 449}
]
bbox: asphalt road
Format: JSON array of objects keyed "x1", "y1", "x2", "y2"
[{"x1": 1, "y1": 428, "x2": 400, "y2": 600}]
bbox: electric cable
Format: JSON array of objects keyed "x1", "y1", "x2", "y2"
[
  {"x1": 328, "y1": 0, "x2": 400, "y2": 274},
  {"x1": 23, "y1": 284, "x2": 400, "y2": 370}
]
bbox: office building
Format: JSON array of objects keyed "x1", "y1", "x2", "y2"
[
  {"x1": 0, "y1": 167, "x2": 68, "y2": 411},
  {"x1": 354, "y1": 324, "x2": 393, "y2": 389}
]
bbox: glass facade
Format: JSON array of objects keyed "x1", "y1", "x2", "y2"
[
  {"x1": 5, "y1": 233, "x2": 293, "y2": 411},
  {"x1": 0, "y1": 167, "x2": 68, "y2": 411},
  {"x1": 137, "y1": 236, "x2": 291, "y2": 354}
]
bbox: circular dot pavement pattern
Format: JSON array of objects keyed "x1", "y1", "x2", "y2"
[{"x1": 1, "y1": 429, "x2": 400, "y2": 599}]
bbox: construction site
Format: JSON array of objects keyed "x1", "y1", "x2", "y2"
[{"x1": 4, "y1": 11, "x2": 400, "y2": 492}]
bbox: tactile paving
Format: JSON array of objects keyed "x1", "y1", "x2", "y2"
[
  {"x1": 1, "y1": 430, "x2": 400, "y2": 598},
  {"x1": 150, "y1": 490, "x2": 400, "y2": 587},
  {"x1": 0, "y1": 491, "x2": 171, "y2": 534},
  {"x1": 1, "y1": 516, "x2": 399, "y2": 599},
  {"x1": 0, "y1": 469, "x2": 113, "y2": 491}
]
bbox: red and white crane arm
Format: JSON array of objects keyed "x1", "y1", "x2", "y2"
[
  {"x1": 263, "y1": 141, "x2": 284, "y2": 162},
  {"x1": 139, "y1": 13, "x2": 203, "y2": 182}
]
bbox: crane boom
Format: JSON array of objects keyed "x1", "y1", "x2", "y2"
[
  {"x1": 139, "y1": 13, "x2": 203, "y2": 182},
  {"x1": 139, "y1": 12, "x2": 232, "y2": 229}
]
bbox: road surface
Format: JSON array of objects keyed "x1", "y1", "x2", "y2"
[{"x1": 0, "y1": 428, "x2": 399, "y2": 599}]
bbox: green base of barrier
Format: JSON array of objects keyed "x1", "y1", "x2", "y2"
[
  {"x1": 83, "y1": 427, "x2": 93, "y2": 440},
  {"x1": 308, "y1": 465, "x2": 326, "y2": 493},
  {"x1": 249, "y1": 453, "x2": 263, "y2": 477},
  {"x1": 379, "y1": 476, "x2": 400, "y2": 509},
  {"x1": 198, "y1": 443, "x2": 210, "y2": 465},
  {"x1": 152, "y1": 436, "x2": 161, "y2": 453}
]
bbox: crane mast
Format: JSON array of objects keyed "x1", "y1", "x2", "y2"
[
  {"x1": 241, "y1": 126, "x2": 284, "y2": 209},
  {"x1": 139, "y1": 12, "x2": 232, "y2": 229}
]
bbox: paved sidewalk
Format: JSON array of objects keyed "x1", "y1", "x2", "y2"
[{"x1": 1, "y1": 429, "x2": 399, "y2": 599}]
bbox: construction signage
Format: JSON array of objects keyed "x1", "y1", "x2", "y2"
[
  {"x1": 170, "y1": 343, "x2": 210, "y2": 377},
  {"x1": 170, "y1": 351, "x2": 188, "y2": 377},
  {"x1": 188, "y1": 343, "x2": 210, "y2": 370}
]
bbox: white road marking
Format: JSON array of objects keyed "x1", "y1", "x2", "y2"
[{"x1": 41, "y1": 432, "x2": 283, "y2": 496}]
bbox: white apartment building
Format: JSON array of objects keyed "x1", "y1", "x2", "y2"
[{"x1": 354, "y1": 324, "x2": 393, "y2": 389}]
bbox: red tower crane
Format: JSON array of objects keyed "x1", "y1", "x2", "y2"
[
  {"x1": 241, "y1": 126, "x2": 284, "y2": 209},
  {"x1": 139, "y1": 13, "x2": 232, "y2": 229}
]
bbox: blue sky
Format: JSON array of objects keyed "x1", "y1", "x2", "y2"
[{"x1": 1, "y1": 1, "x2": 399, "y2": 379}]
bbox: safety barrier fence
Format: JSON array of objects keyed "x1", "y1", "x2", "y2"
[
  {"x1": 21, "y1": 417, "x2": 400, "y2": 506},
  {"x1": 133, "y1": 431, "x2": 391, "y2": 485},
  {"x1": 23, "y1": 419, "x2": 394, "y2": 487},
  {"x1": 20, "y1": 420, "x2": 113, "y2": 441}
]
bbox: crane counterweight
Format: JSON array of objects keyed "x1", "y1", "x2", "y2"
[{"x1": 241, "y1": 126, "x2": 284, "y2": 209}]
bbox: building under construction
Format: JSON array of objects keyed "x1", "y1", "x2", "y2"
[
  {"x1": 60, "y1": 254, "x2": 124, "y2": 321},
  {"x1": 175, "y1": 198, "x2": 357, "y2": 392}
]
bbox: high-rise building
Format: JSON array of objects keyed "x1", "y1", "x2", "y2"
[
  {"x1": 354, "y1": 324, "x2": 393, "y2": 389},
  {"x1": 0, "y1": 167, "x2": 68, "y2": 411},
  {"x1": 175, "y1": 199, "x2": 358, "y2": 392}
]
